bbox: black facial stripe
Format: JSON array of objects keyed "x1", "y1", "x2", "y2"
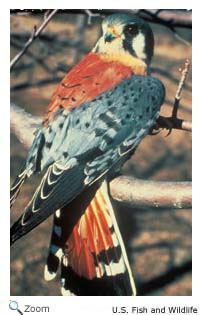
[{"x1": 122, "y1": 39, "x2": 136, "y2": 57}]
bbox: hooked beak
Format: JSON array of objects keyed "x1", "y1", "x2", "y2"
[
  {"x1": 105, "y1": 31, "x2": 117, "y2": 43},
  {"x1": 104, "y1": 27, "x2": 120, "y2": 43}
]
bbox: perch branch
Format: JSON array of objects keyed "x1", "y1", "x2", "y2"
[
  {"x1": 10, "y1": 9, "x2": 58, "y2": 71},
  {"x1": 10, "y1": 103, "x2": 192, "y2": 209},
  {"x1": 110, "y1": 176, "x2": 191, "y2": 209}
]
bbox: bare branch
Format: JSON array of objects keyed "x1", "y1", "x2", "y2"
[
  {"x1": 83, "y1": 10, "x2": 191, "y2": 46},
  {"x1": 84, "y1": 9, "x2": 192, "y2": 28},
  {"x1": 10, "y1": 9, "x2": 59, "y2": 71},
  {"x1": 175, "y1": 59, "x2": 191, "y2": 101},
  {"x1": 84, "y1": 9, "x2": 102, "y2": 25},
  {"x1": 170, "y1": 59, "x2": 191, "y2": 123},
  {"x1": 110, "y1": 176, "x2": 191, "y2": 209},
  {"x1": 10, "y1": 103, "x2": 191, "y2": 209},
  {"x1": 154, "y1": 59, "x2": 192, "y2": 134},
  {"x1": 181, "y1": 120, "x2": 192, "y2": 132},
  {"x1": 10, "y1": 37, "x2": 57, "y2": 75},
  {"x1": 10, "y1": 9, "x2": 192, "y2": 29},
  {"x1": 10, "y1": 103, "x2": 42, "y2": 149},
  {"x1": 142, "y1": 9, "x2": 192, "y2": 28}
]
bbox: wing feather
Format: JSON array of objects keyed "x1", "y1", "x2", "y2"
[
  {"x1": 43, "y1": 53, "x2": 133, "y2": 124},
  {"x1": 11, "y1": 75, "x2": 165, "y2": 244}
]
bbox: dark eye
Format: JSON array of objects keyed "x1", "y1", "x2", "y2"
[{"x1": 125, "y1": 24, "x2": 139, "y2": 36}]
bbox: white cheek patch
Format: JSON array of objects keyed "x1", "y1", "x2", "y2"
[
  {"x1": 93, "y1": 36, "x2": 124, "y2": 54},
  {"x1": 132, "y1": 32, "x2": 146, "y2": 60},
  {"x1": 92, "y1": 23, "x2": 124, "y2": 54}
]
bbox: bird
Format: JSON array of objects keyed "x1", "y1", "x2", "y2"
[{"x1": 10, "y1": 13, "x2": 165, "y2": 296}]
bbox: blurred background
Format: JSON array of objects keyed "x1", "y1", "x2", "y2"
[{"x1": 10, "y1": 10, "x2": 192, "y2": 296}]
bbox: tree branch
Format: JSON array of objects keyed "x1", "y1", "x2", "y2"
[
  {"x1": 153, "y1": 59, "x2": 192, "y2": 134},
  {"x1": 84, "y1": 9, "x2": 102, "y2": 25},
  {"x1": 10, "y1": 9, "x2": 59, "y2": 71},
  {"x1": 140, "y1": 9, "x2": 192, "y2": 29},
  {"x1": 10, "y1": 9, "x2": 192, "y2": 29},
  {"x1": 10, "y1": 102, "x2": 191, "y2": 209},
  {"x1": 83, "y1": 10, "x2": 191, "y2": 46},
  {"x1": 84, "y1": 9, "x2": 192, "y2": 29},
  {"x1": 110, "y1": 176, "x2": 191, "y2": 209}
]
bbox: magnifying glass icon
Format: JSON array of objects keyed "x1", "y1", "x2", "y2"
[{"x1": 9, "y1": 301, "x2": 23, "y2": 314}]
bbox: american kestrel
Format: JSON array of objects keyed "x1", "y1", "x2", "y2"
[{"x1": 11, "y1": 13, "x2": 165, "y2": 296}]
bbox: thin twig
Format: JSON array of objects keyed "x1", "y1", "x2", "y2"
[
  {"x1": 171, "y1": 59, "x2": 191, "y2": 122},
  {"x1": 138, "y1": 9, "x2": 192, "y2": 29},
  {"x1": 11, "y1": 37, "x2": 56, "y2": 75},
  {"x1": 10, "y1": 9, "x2": 59, "y2": 71},
  {"x1": 155, "y1": 59, "x2": 192, "y2": 133},
  {"x1": 175, "y1": 59, "x2": 191, "y2": 101},
  {"x1": 10, "y1": 9, "x2": 192, "y2": 29},
  {"x1": 84, "y1": 9, "x2": 102, "y2": 24},
  {"x1": 84, "y1": 9, "x2": 192, "y2": 28}
]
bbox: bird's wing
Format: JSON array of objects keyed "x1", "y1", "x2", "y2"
[
  {"x1": 11, "y1": 75, "x2": 165, "y2": 244},
  {"x1": 10, "y1": 52, "x2": 133, "y2": 207},
  {"x1": 43, "y1": 52, "x2": 133, "y2": 125}
]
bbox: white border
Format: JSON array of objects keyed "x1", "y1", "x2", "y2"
[
  {"x1": 8, "y1": 0, "x2": 192, "y2": 10},
  {"x1": 0, "y1": 0, "x2": 10, "y2": 307},
  {"x1": 0, "y1": 1, "x2": 197, "y2": 314}
]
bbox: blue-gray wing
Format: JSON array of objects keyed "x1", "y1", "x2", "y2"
[{"x1": 11, "y1": 75, "x2": 165, "y2": 244}]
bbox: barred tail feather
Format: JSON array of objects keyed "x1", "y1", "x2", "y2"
[
  {"x1": 44, "y1": 180, "x2": 136, "y2": 296},
  {"x1": 101, "y1": 181, "x2": 136, "y2": 295}
]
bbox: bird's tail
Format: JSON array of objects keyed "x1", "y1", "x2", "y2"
[{"x1": 44, "y1": 180, "x2": 136, "y2": 296}]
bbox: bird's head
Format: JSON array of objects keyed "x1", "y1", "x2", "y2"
[{"x1": 93, "y1": 13, "x2": 154, "y2": 66}]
